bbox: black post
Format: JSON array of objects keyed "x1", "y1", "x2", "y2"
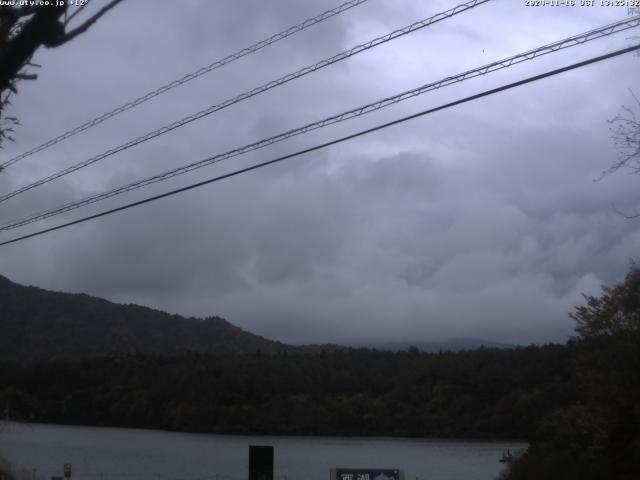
[{"x1": 249, "y1": 445, "x2": 274, "y2": 480}]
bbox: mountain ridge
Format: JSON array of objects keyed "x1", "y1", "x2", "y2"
[
  {"x1": 0, "y1": 274, "x2": 513, "y2": 362},
  {"x1": 0, "y1": 274, "x2": 302, "y2": 362}
]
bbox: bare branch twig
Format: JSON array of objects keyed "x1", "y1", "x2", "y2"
[
  {"x1": 612, "y1": 204, "x2": 640, "y2": 219},
  {"x1": 65, "y1": 2, "x2": 88, "y2": 26},
  {"x1": 59, "y1": 0, "x2": 123, "y2": 44}
]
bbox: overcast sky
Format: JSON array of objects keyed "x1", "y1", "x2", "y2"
[{"x1": 0, "y1": 0, "x2": 639, "y2": 345}]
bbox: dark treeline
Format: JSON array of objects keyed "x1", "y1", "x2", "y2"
[
  {"x1": 0, "y1": 344, "x2": 575, "y2": 439},
  {"x1": 1, "y1": 270, "x2": 638, "y2": 479},
  {"x1": 502, "y1": 267, "x2": 640, "y2": 480}
]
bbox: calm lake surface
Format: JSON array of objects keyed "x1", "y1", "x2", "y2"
[{"x1": 0, "y1": 423, "x2": 525, "y2": 480}]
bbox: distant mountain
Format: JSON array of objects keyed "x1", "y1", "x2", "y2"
[
  {"x1": 357, "y1": 338, "x2": 515, "y2": 353},
  {"x1": 0, "y1": 274, "x2": 305, "y2": 362}
]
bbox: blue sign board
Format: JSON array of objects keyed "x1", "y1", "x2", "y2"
[{"x1": 334, "y1": 469, "x2": 403, "y2": 480}]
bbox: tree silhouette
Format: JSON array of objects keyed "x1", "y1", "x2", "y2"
[
  {"x1": 503, "y1": 265, "x2": 640, "y2": 480},
  {"x1": 603, "y1": 90, "x2": 640, "y2": 218},
  {"x1": 0, "y1": 1, "x2": 124, "y2": 148},
  {"x1": 607, "y1": 91, "x2": 640, "y2": 177}
]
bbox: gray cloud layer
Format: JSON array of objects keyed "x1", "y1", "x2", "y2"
[{"x1": 0, "y1": 0, "x2": 639, "y2": 345}]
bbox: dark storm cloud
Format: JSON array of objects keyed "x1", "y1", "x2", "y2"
[{"x1": 0, "y1": 0, "x2": 639, "y2": 345}]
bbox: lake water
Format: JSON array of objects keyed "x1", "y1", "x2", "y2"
[{"x1": 0, "y1": 423, "x2": 525, "y2": 480}]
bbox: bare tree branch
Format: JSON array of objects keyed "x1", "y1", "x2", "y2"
[
  {"x1": 0, "y1": 1, "x2": 124, "y2": 148},
  {"x1": 0, "y1": 6, "x2": 66, "y2": 92},
  {"x1": 58, "y1": 0, "x2": 124, "y2": 45},
  {"x1": 14, "y1": 73, "x2": 37, "y2": 81},
  {"x1": 65, "y1": 3, "x2": 88, "y2": 26},
  {"x1": 612, "y1": 204, "x2": 640, "y2": 219},
  {"x1": 602, "y1": 89, "x2": 640, "y2": 177}
]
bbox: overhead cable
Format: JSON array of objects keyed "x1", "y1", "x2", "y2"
[
  {"x1": 1, "y1": 16, "x2": 637, "y2": 232},
  {"x1": 0, "y1": 0, "x2": 371, "y2": 169},
  {"x1": 0, "y1": 0, "x2": 492, "y2": 204},
  {"x1": 1, "y1": 43, "x2": 638, "y2": 247}
]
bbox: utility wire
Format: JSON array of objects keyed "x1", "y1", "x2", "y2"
[
  {"x1": 1, "y1": 16, "x2": 637, "y2": 232},
  {"x1": 0, "y1": 0, "x2": 371, "y2": 169},
  {"x1": 1, "y1": 43, "x2": 637, "y2": 248},
  {"x1": 0, "y1": 0, "x2": 492, "y2": 204}
]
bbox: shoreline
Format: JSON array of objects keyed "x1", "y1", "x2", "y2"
[{"x1": 1, "y1": 420, "x2": 529, "y2": 444}]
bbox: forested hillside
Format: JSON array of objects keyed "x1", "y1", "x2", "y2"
[
  {"x1": 0, "y1": 344, "x2": 576, "y2": 439},
  {"x1": 2, "y1": 269, "x2": 639, "y2": 479},
  {"x1": 0, "y1": 275, "x2": 298, "y2": 361}
]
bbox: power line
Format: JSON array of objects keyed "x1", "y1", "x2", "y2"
[
  {"x1": 1, "y1": 43, "x2": 637, "y2": 248},
  {"x1": 0, "y1": 0, "x2": 492, "y2": 204},
  {"x1": 0, "y1": 0, "x2": 371, "y2": 170},
  {"x1": 1, "y1": 16, "x2": 637, "y2": 232}
]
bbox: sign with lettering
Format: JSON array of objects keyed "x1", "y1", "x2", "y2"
[{"x1": 333, "y1": 469, "x2": 403, "y2": 480}]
